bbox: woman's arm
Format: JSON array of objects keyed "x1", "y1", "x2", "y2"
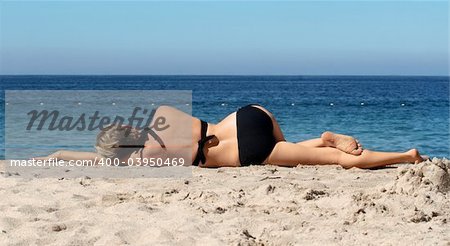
[{"x1": 33, "y1": 150, "x2": 103, "y2": 162}]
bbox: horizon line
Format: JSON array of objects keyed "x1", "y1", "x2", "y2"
[{"x1": 0, "y1": 74, "x2": 449, "y2": 77}]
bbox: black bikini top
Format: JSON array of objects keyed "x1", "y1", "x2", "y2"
[{"x1": 192, "y1": 120, "x2": 215, "y2": 166}]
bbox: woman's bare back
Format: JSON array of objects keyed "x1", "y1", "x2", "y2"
[{"x1": 129, "y1": 106, "x2": 240, "y2": 167}]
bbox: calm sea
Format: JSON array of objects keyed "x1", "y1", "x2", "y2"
[{"x1": 0, "y1": 75, "x2": 448, "y2": 158}]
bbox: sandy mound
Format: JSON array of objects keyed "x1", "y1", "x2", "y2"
[
  {"x1": 390, "y1": 158, "x2": 450, "y2": 195},
  {"x1": 343, "y1": 158, "x2": 450, "y2": 230}
]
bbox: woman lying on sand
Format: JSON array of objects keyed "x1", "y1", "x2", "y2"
[{"x1": 36, "y1": 104, "x2": 426, "y2": 169}]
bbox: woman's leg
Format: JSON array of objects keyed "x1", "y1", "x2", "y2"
[
  {"x1": 295, "y1": 132, "x2": 363, "y2": 156},
  {"x1": 296, "y1": 138, "x2": 327, "y2": 148},
  {"x1": 251, "y1": 105, "x2": 361, "y2": 151},
  {"x1": 250, "y1": 105, "x2": 362, "y2": 154},
  {"x1": 265, "y1": 141, "x2": 422, "y2": 169},
  {"x1": 320, "y1": 131, "x2": 362, "y2": 155}
]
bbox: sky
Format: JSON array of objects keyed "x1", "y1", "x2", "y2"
[{"x1": 0, "y1": 1, "x2": 448, "y2": 75}]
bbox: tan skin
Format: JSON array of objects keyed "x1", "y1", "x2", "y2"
[{"x1": 36, "y1": 105, "x2": 425, "y2": 169}]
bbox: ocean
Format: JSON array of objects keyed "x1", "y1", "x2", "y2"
[{"x1": 0, "y1": 75, "x2": 448, "y2": 159}]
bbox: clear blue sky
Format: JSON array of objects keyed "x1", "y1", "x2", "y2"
[{"x1": 0, "y1": 1, "x2": 448, "y2": 75}]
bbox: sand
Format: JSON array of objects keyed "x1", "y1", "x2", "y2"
[{"x1": 1, "y1": 158, "x2": 449, "y2": 245}]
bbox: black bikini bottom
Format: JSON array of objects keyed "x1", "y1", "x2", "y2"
[
  {"x1": 192, "y1": 104, "x2": 276, "y2": 167},
  {"x1": 236, "y1": 104, "x2": 276, "y2": 166}
]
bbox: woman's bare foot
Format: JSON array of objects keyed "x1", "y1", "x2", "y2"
[
  {"x1": 407, "y1": 149, "x2": 429, "y2": 164},
  {"x1": 321, "y1": 131, "x2": 363, "y2": 155}
]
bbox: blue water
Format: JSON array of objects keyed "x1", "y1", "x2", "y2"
[{"x1": 0, "y1": 75, "x2": 449, "y2": 158}]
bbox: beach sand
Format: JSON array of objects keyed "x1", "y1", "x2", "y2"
[{"x1": 1, "y1": 158, "x2": 449, "y2": 245}]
